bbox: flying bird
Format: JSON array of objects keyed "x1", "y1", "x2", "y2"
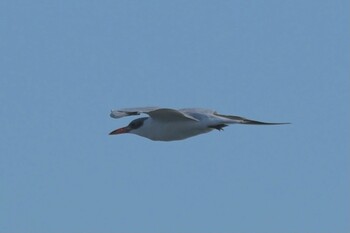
[{"x1": 109, "y1": 107, "x2": 289, "y2": 141}]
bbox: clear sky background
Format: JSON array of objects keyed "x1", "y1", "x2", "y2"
[{"x1": 1, "y1": 0, "x2": 349, "y2": 233}]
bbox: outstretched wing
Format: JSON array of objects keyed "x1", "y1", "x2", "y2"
[
  {"x1": 110, "y1": 107, "x2": 198, "y2": 122},
  {"x1": 214, "y1": 113, "x2": 290, "y2": 125},
  {"x1": 110, "y1": 107, "x2": 159, "y2": 118}
]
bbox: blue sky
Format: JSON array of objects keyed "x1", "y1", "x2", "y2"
[{"x1": 1, "y1": 0, "x2": 349, "y2": 232}]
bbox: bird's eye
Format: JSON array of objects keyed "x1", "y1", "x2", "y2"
[{"x1": 129, "y1": 121, "x2": 139, "y2": 129}]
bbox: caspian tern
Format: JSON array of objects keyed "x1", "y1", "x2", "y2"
[{"x1": 109, "y1": 107, "x2": 289, "y2": 141}]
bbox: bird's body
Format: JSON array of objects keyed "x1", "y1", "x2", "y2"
[
  {"x1": 109, "y1": 107, "x2": 289, "y2": 141},
  {"x1": 130, "y1": 117, "x2": 211, "y2": 141}
]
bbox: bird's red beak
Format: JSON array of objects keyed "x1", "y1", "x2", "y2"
[{"x1": 109, "y1": 126, "x2": 130, "y2": 135}]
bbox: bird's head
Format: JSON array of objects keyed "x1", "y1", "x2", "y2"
[{"x1": 109, "y1": 117, "x2": 148, "y2": 136}]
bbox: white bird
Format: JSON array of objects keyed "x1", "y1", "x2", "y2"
[{"x1": 109, "y1": 107, "x2": 289, "y2": 141}]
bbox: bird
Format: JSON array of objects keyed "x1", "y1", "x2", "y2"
[{"x1": 109, "y1": 107, "x2": 289, "y2": 141}]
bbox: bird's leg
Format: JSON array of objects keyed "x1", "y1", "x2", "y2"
[{"x1": 208, "y1": 124, "x2": 228, "y2": 131}]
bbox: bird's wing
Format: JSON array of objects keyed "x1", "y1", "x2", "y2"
[
  {"x1": 179, "y1": 108, "x2": 217, "y2": 121},
  {"x1": 110, "y1": 107, "x2": 159, "y2": 118},
  {"x1": 110, "y1": 107, "x2": 198, "y2": 121},
  {"x1": 214, "y1": 113, "x2": 290, "y2": 125}
]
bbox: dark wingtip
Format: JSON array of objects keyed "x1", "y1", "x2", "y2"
[{"x1": 243, "y1": 120, "x2": 291, "y2": 125}]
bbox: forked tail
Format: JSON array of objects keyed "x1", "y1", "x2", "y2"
[{"x1": 215, "y1": 113, "x2": 290, "y2": 125}]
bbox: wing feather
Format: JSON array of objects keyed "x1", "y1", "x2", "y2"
[
  {"x1": 110, "y1": 107, "x2": 198, "y2": 121},
  {"x1": 110, "y1": 107, "x2": 159, "y2": 119}
]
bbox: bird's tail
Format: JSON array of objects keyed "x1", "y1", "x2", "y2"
[{"x1": 215, "y1": 113, "x2": 290, "y2": 125}]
